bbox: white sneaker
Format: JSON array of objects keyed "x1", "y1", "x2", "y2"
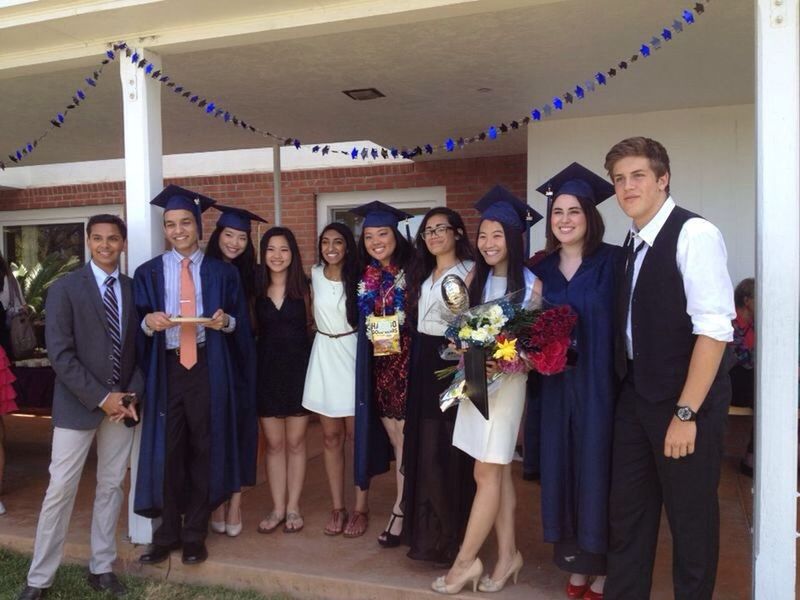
[{"x1": 0, "y1": 500, "x2": 6, "y2": 515}]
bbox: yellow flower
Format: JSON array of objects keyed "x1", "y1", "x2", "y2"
[
  {"x1": 493, "y1": 338, "x2": 518, "y2": 362},
  {"x1": 458, "y1": 325, "x2": 473, "y2": 339}
]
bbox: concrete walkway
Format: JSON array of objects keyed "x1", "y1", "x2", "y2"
[{"x1": 0, "y1": 413, "x2": 756, "y2": 599}]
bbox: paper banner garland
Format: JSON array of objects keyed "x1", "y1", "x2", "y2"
[{"x1": 1, "y1": 2, "x2": 712, "y2": 171}]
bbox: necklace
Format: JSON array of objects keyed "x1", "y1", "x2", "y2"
[
  {"x1": 323, "y1": 265, "x2": 342, "y2": 296},
  {"x1": 357, "y1": 260, "x2": 406, "y2": 338}
]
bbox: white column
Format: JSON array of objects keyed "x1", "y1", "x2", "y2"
[
  {"x1": 120, "y1": 48, "x2": 164, "y2": 272},
  {"x1": 753, "y1": 1, "x2": 799, "y2": 598},
  {"x1": 120, "y1": 47, "x2": 163, "y2": 545},
  {"x1": 273, "y1": 141, "x2": 282, "y2": 225}
]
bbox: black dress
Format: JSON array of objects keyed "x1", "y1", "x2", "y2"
[
  {"x1": 256, "y1": 296, "x2": 311, "y2": 418},
  {"x1": 402, "y1": 332, "x2": 475, "y2": 564}
]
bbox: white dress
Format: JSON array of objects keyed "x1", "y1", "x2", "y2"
[
  {"x1": 417, "y1": 260, "x2": 474, "y2": 336},
  {"x1": 302, "y1": 265, "x2": 358, "y2": 418},
  {"x1": 452, "y1": 270, "x2": 536, "y2": 464}
]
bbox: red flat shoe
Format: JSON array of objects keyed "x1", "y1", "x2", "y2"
[
  {"x1": 583, "y1": 589, "x2": 603, "y2": 600},
  {"x1": 566, "y1": 582, "x2": 589, "y2": 599}
]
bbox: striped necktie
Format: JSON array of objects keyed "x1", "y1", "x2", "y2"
[{"x1": 103, "y1": 275, "x2": 121, "y2": 384}]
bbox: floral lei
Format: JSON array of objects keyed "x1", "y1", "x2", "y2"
[{"x1": 357, "y1": 260, "x2": 406, "y2": 338}]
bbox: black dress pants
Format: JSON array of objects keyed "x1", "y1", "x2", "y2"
[
  {"x1": 605, "y1": 374, "x2": 729, "y2": 600},
  {"x1": 153, "y1": 347, "x2": 211, "y2": 546}
]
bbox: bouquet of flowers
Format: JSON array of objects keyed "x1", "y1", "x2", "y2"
[{"x1": 438, "y1": 289, "x2": 577, "y2": 416}]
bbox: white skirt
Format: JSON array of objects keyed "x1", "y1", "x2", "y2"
[
  {"x1": 452, "y1": 373, "x2": 527, "y2": 464},
  {"x1": 302, "y1": 332, "x2": 357, "y2": 418}
]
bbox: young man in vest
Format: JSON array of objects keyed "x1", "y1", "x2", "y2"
[{"x1": 604, "y1": 137, "x2": 735, "y2": 600}]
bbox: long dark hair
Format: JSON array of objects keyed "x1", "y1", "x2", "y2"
[
  {"x1": 206, "y1": 225, "x2": 257, "y2": 301},
  {"x1": 0, "y1": 252, "x2": 10, "y2": 294},
  {"x1": 318, "y1": 223, "x2": 359, "y2": 328},
  {"x1": 544, "y1": 194, "x2": 605, "y2": 257},
  {"x1": 407, "y1": 207, "x2": 474, "y2": 317},
  {"x1": 357, "y1": 226, "x2": 413, "y2": 271},
  {"x1": 468, "y1": 219, "x2": 526, "y2": 306},
  {"x1": 259, "y1": 227, "x2": 309, "y2": 300}
]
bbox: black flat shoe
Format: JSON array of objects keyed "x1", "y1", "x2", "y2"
[
  {"x1": 377, "y1": 512, "x2": 403, "y2": 548},
  {"x1": 16, "y1": 586, "x2": 46, "y2": 600},
  {"x1": 182, "y1": 541, "x2": 208, "y2": 565},
  {"x1": 87, "y1": 572, "x2": 127, "y2": 597},
  {"x1": 139, "y1": 542, "x2": 181, "y2": 564}
]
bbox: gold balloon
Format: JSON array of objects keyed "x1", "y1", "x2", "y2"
[{"x1": 441, "y1": 274, "x2": 469, "y2": 313}]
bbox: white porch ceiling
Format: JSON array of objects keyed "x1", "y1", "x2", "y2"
[{"x1": 0, "y1": 0, "x2": 754, "y2": 167}]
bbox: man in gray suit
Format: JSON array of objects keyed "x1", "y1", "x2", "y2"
[{"x1": 18, "y1": 215, "x2": 143, "y2": 600}]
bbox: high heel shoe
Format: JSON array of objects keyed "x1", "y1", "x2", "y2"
[
  {"x1": 377, "y1": 512, "x2": 404, "y2": 548},
  {"x1": 583, "y1": 589, "x2": 604, "y2": 600},
  {"x1": 225, "y1": 506, "x2": 242, "y2": 537},
  {"x1": 431, "y1": 558, "x2": 483, "y2": 594},
  {"x1": 566, "y1": 582, "x2": 589, "y2": 599},
  {"x1": 477, "y1": 550, "x2": 523, "y2": 592},
  {"x1": 210, "y1": 502, "x2": 227, "y2": 534}
]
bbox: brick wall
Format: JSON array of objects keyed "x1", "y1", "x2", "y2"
[{"x1": 0, "y1": 154, "x2": 526, "y2": 266}]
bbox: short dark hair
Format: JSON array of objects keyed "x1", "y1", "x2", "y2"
[
  {"x1": 604, "y1": 136, "x2": 671, "y2": 194},
  {"x1": 544, "y1": 194, "x2": 606, "y2": 257},
  {"x1": 734, "y1": 277, "x2": 755, "y2": 309},
  {"x1": 86, "y1": 214, "x2": 127, "y2": 240}
]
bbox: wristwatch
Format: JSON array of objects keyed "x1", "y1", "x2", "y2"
[{"x1": 674, "y1": 405, "x2": 698, "y2": 422}]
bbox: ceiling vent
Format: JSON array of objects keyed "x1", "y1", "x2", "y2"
[{"x1": 342, "y1": 88, "x2": 385, "y2": 101}]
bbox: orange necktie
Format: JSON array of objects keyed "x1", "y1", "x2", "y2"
[{"x1": 179, "y1": 257, "x2": 197, "y2": 369}]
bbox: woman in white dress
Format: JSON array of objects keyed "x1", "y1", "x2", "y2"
[
  {"x1": 301, "y1": 223, "x2": 367, "y2": 536},
  {"x1": 432, "y1": 186, "x2": 542, "y2": 595}
]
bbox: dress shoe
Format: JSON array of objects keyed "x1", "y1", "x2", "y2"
[
  {"x1": 87, "y1": 572, "x2": 127, "y2": 597},
  {"x1": 431, "y1": 558, "x2": 483, "y2": 594},
  {"x1": 139, "y1": 542, "x2": 180, "y2": 564},
  {"x1": 566, "y1": 582, "x2": 589, "y2": 598},
  {"x1": 182, "y1": 541, "x2": 208, "y2": 565},
  {"x1": 16, "y1": 586, "x2": 46, "y2": 600},
  {"x1": 478, "y1": 550, "x2": 523, "y2": 592},
  {"x1": 583, "y1": 588, "x2": 604, "y2": 600},
  {"x1": 210, "y1": 519, "x2": 226, "y2": 534}
]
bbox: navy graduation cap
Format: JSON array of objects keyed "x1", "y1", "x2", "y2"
[
  {"x1": 150, "y1": 184, "x2": 216, "y2": 238},
  {"x1": 349, "y1": 200, "x2": 413, "y2": 229},
  {"x1": 474, "y1": 185, "x2": 543, "y2": 230},
  {"x1": 535, "y1": 162, "x2": 615, "y2": 206},
  {"x1": 214, "y1": 204, "x2": 268, "y2": 232}
]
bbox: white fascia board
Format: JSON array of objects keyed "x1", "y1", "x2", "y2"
[{"x1": 0, "y1": 142, "x2": 410, "y2": 189}]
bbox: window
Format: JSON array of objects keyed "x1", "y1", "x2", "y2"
[
  {"x1": 0, "y1": 205, "x2": 125, "y2": 272},
  {"x1": 4, "y1": 222, "x2": 86, "y2": 268},
  {"x1": 317, "y1": 187, "x2": 447, "y2": 240}
]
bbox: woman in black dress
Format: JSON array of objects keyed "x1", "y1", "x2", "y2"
[
  {"x1": 403, "y1": 207, "x2": 476, "y2": 565},
  {"x1": 255, "y1": 227, "x2": 312, "y2": 534}
]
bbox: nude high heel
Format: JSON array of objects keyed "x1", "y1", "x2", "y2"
[
  {"x1": 431, "y1": 558, "x2": 483, "y2": 594},
  {"x1": 477, "y1": 550, "x2": 523, "y2": 592}
]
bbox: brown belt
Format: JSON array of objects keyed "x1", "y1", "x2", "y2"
[{"x1": 316, "y1": 329, "x2": 357, "y2": 339}]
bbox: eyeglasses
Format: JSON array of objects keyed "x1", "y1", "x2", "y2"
[{"x1": 421, "y1": 225, "x2": 454, "y2": 239}]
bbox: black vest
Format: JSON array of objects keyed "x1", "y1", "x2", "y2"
[{"x1": 616, "y1": 205, "x2": 722, "y2": 403}]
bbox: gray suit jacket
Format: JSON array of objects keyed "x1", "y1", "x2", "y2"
[{"x1": 45, "y1": 262, "x2": 144, "y2": 430}]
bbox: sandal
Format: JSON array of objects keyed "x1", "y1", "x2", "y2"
[
  {"x1": 342, "y1": 510, "x2": 369, "y2": 538},
  {"x1": 324, "y1": 508, "x2": 349, "y2": 536},
  {"x1": 257, "y1": 512, "x2": 285, "y2": 534},
  {"x1": 284, "y1": 512, "x2": 305, "y2": 534},
  {"x1": 378, "y1": 512, "x2": 404, "y2": 548}
]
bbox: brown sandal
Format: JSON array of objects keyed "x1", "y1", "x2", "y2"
[
  {"x1": 324, "y1": 508, "x2": 349, "y2": 536},
  {"x1": 343, "y1": 510, "x2": 369, "y2": 538}
]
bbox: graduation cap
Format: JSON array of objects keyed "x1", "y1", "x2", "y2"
[
  {"x1": 349, "y1": 200, "x2": 413, "y2": 229},
  {"x1": 474, "y1": 185, "x2": 543, "y2": 231},
  {"x1": 535, "y1": 162, "x2": 615, "y2": 206},
  {"x1": 150, "y1": 185, "x2": 216, "y2": 238},
  {"x1": 214, "y1": 204, "x2": 268, "y2": 232}
]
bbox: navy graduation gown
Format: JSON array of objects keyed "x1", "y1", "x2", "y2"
[
  {"x1": 353, "y1": 320, "x2": 391, "y2": 490},
  {"x1": 533, "y1": 242, "x2": 620, "y2": 554},
  {"x1": 132, "y1": 254, "x2": 253, "y2": 517}
]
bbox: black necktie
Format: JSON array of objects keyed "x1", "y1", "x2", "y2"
[
  {"x1": 103, "y1": 276, "x2": 121, "y2": 384},
  {"x1": 623, "y1": 236, "x2": 644, "y2": 316}
]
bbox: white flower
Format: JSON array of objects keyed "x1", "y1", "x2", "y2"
[
  {"x1": 395, "y1": 270, "x2": 406, "y2": 289},
  {"x1": 357, "y1": 281, "x2": 366, "y2": 295}
]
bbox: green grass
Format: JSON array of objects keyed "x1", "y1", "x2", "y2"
[{"x1": 0, "y1": 548, "x2": 291, "y2": 600}]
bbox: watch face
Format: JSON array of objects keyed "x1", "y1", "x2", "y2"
[{"x1": 676, "y1": 406, "x2": 692, "y2": 421}]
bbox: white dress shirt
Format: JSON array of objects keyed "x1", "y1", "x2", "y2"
[
  {"x1": 417, "y1": 260, "x2": 474, "y2": 336},
  {"x1": 626, "y1": 196, "x2": 735, "y2": 358}
]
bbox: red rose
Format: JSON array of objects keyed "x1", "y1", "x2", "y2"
[{"x1": 531, "y1": 337, "x2": 570, "y2": 375}]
